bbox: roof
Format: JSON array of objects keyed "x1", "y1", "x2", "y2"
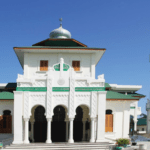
[
  {"x1": 5, "y1": 83, "x2": 17, "y2": 89},
  {"x1": 0, "y1": 92, "x2": 14, "y2": 100},
  {"x1": 127, "y1": 93, "x2": 145, "y2": 98},
  {"x1": 106, "y1": 91, "x2": 139, "y2": 100},
  {"x1": 109, "y1": 84, "x2": 142, "y2": 91},
  {"x1": 105, "y1": 83, "x2": 111, "y2": 88},
  {"x1": 32, "y1": 38, "x2": 87, "y2": 47},
  {"x1": 13, "y1": 46, "x2": 106, "y2": 50},
  {"x1": 137, "y1": 118, "x2": 147, "y2": 126}
]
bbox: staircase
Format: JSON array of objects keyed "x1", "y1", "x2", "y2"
[{"x1": 3, "y1": 142, "x2": 115, "y2": 150}]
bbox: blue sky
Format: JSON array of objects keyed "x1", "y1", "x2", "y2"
[{"x1": 0, "y1": 0, "x2": 149, "y2": 116}]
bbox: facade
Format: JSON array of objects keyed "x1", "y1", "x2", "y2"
[{"x1": 0, "y1": 22, "x2": 145, "y2": 144}]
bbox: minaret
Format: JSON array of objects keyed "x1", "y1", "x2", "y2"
[{"x1": 146, "y1": 99, "x2": 150, "y2": 133}]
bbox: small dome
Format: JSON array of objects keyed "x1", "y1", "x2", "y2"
[{"x1": 49, "y1": 24, "x2": 71, "y2": 39}]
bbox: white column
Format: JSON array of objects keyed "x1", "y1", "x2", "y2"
[
  {"x1": 82, "y1": 121, "x2": 86, "y2": 141},
  {"x1": 122, "y1": 102, "x2": 130, "y2": 138},
  {"x1": 68, "y1": 118, "x2": 74, "y2": 143},
  {"x1": 46, "y1": 118, "x2": 52, "y2": 143},
  {"x1": 90, "y1": 118, "x2": 95, "y2": 142},
  {"x1": 31, "y1": 121, "x2": 34, "y2": 142},
  {"x1": 134, "y1": 101, "x2": 138, "y2": 131},
  {"x1": 24, "y1": 118, "x2": 29, "y2": 144},
  {"x1": 96, "y1": 91, "x2": 107, "y2": 142},
  {"x1": 66, "y1": 120, "x2": 69, "y2": 142},
  {"x1": 12, "y1": 91, "x2": 23, "y2": 144},
  {"x1": 91, "y1": 53, "x2": 95, "y2": 79},
  {"x1": 94, "y1": 117, "x2": 97, "y2": 140}
]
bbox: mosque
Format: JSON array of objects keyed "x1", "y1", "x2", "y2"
[{"x1": 0, "y1": 19, "x2": 145, "y2": 144}]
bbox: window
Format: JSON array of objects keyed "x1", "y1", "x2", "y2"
[
  {"x1": 72, "y1": 61, "x2": 80, "y2": 71},
  {"x1": 142, "y1": 128, "x2": 144, "y2": 131},
  {"x1": 40, "y1": 60, "x2": 48, "y2": 71}
]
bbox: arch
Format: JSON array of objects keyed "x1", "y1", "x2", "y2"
[
  {"x1": 30, "y1": 104, "x2": 46, "y2": 117},
  {"x1": 52, "y1": 105, "x2": 67, "y2": 142},
  {"x1": 106, "y1": 109, "x2": 113, "y2": 114},
  {"x1": 75, "y1": 104, "x2": 90, "y2": 116},
  {"x1": 3, "y1": 110, "x2": 11, "y2": 115},
  {"x1": 33, "y1": 105, "x2": 47, "y2": 143},
  {"x1": 52, "y1": 104, "x2": 68, "y2": 116},
  {"x1": 74, "y1": 105, "x2": 90, "y2": 142}
]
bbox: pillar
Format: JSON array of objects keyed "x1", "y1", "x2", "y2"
[
  {"x1": 94, "y1": 117, "x2": 97, "y2": 140},
  {"x1": 46, "y1": 118, "x2": 52, "y2": 143},
  {"x1": 90, "y1": 118, "x2": 95, "y2": 142},
  {"x1": 66, "y1": 120, "x2": 69, "y2": 142},
  {"x1": 122, "y1": 102, "x2": 130, "y2": 138},
  {"x1": 12, "y1": 91, "x2": 24, "y2": 144},
  {"x1": 96, "y1": 91, "x2": 107, "y2": 142},
  {"x1": 134, "y1": 101, "x2": 138, "y2": 132},
  {"x1": 24, "y1": 118, "x2": 29, "y2": 144},
  {"x1": 31, "y1": 121, "x2": 34, "y2": 142},
  {"x1": 82, "y1": 121, "x2": 86, "y2": 141},
  {"x1": 68, "y1": 118, "x2": 74, "y2": 143}
]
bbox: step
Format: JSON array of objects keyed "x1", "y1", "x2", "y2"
[{"x1": 3, "y1": 142, "x2": 113, "y2": 150}]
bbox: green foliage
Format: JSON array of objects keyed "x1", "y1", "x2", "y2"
[{"x1": 116, "y1": 138, "x2": 130, "y2": 146}]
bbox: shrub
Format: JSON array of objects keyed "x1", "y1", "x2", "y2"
[{"x1": 116, "y1": 138, "x2": 130, "y2": 146}]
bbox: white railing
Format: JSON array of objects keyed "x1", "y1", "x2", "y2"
[{"x1": 1, "y1": 137, "x2": 13, "y2": 148}]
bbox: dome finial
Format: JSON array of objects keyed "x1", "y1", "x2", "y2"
[{"x1": 59, "y1": 18, "x2": 62, "y2": 27}]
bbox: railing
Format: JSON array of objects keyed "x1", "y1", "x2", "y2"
[{"x1": 1, "y1": 137, "x2": 13, "y2": 148}]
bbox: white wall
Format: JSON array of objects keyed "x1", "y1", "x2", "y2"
[
  {"x1": 24, "y1": 53, "x2": 94, "y2": 79},
  {"x1": 106, "y1": 101, "x2": 131, "y2": 139},
  {"x1": 137, "y1": 125, "x2": 147, "y2": 131},
  {"x1": 0, "y1": 100, "x2": 14, "y2": 134}
]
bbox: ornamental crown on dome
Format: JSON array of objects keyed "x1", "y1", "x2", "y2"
[{"x1": 49, "y1": 18, "x2": 71, "y2": 39}]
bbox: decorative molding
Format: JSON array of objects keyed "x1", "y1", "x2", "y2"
[
  {"x1": 54, "y1": 63, "x2": 70, "y2": 71},
  {"x1": 16, "y1": 87, "x2": 47, "y2": 91},
  {"x1": 91, "y1": 92, "x2": 97, "y2": 118},
  {"x1": 32, "y1": 81, "x2": 46, "y2": 87},
  {"x1": 53, "y1": 94, "x2": 69, "y2": 97},
  {"x1": 46, "y1": 79, "x2": 52, "y2": 118},
  {"x1": 52, "y1": 87, "x2": 70, "y2": 92},
  {"x1": 75, "y1": 87, "x2": 105, "y2": 92},
  {"x1": 69, "y1": 70, "x2": 75, "y2": 118},
  {"x1": 24, "y1": 92, "x2": 29, "y2": 118},
  {"x1": 20, "y1": 83, "x2": 31, "y2": 87},
  {"x1": 75, "y1": 81, "x2": 88, "y2": 87}
]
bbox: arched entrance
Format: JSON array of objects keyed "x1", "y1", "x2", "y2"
[
  {"x1": 33, "y1": 105, "x2": 47, "y2": 142},
  {"x1": 0, "y1": 110, "x2": 12, "y2": 133},
  {"x1": 52, "y1": 105, "x2": 67, "y2": 142},
  {"x1": 74, "y1": 105, "x2": 90, "y2": 142}
]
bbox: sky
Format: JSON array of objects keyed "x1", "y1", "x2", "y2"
[{"x1": 0, "y1": 0, "x2": 150, "y2": 116}]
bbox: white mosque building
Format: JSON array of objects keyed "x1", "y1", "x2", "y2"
[{"x1": 0, "y1": 20, "x2": 145, "y2": 144}]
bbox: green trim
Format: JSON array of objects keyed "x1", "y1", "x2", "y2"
[
  {"x1": 53, "y1": 87, "x2": 70, "y2": 92},
  {"x1": 16, "y1": 87, "x2": 47, "y2": 91},
  {"x1": 75, "y1": 87, "x2": 105, "y2": 92},
  {"x1": 54, "y1": 63, "x2": 69, "y2": 71},
  {"x1": 130, "y1": 107, "x2": 135, "y2": 109}
]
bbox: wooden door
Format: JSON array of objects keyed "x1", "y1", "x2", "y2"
[
  {"x1": 0, "y1": 115, "x2": 12, "y2": 133},
  {"x1": 105, "y1": 114, "x2": 113, "y2": 132}
]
